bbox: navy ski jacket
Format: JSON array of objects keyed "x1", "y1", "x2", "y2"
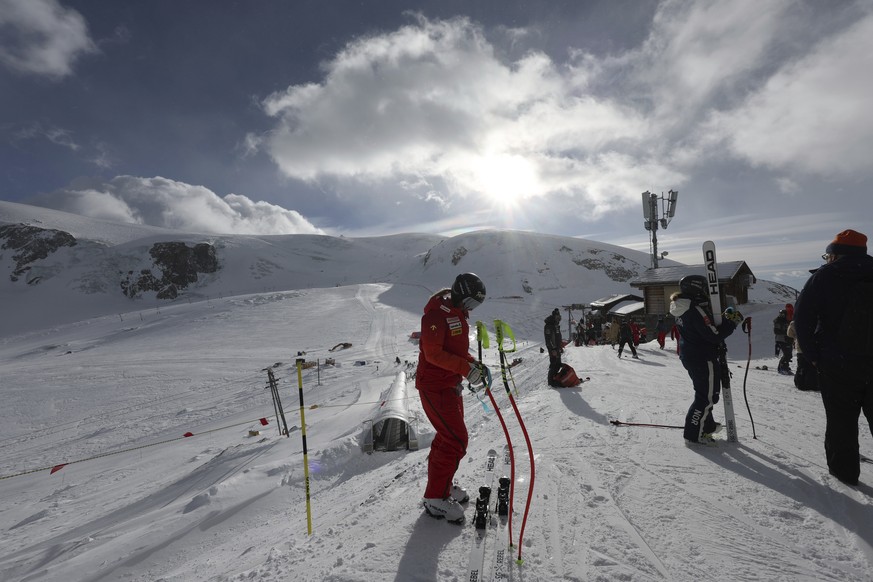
[
  {"x1": 669, "y1": 294, "x2": 736, "y2": 362},
  {"x1": 794, "y1": 253, "x2": 873, "y2": 364}
]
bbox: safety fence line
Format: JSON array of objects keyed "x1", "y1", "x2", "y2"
[
  {"x1": 0, "y1": 416, "x2": 272, "y2": 482},
  {"x1": 0, "y1": 380, "x2": 424, "y2": 482},
  {"x1": 0, "y1": 373, "x2": 267, "y2": 452},
  {"x1": 308, "y1": 395, "x2": 415, "y2": 410}
]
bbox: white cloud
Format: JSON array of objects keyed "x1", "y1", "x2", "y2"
[
  {"x1": 13, "y1": 122, "x2": 80, "y2": 150},
  {"x1": 250, "y1": 5, "x2": 873, "y2": 238},
  {"x1": 634, "y1": 0, "x2": 792, "y2": 118},
  {"x1": 257, "y1": 15, "x2": 661, "y2": 216},
  {"x1": 709, "y1": 10, "x2": 873, "y2": 177},
  {"x1": 89, "y1": 142, "x2": 114, "y2": 169},
  {"x1": 776, "y1": 177, "x2": 800, "y2": 195},
  {"x1": 50, "y1": 186, "x2": 139, "y2": 224},
  {"x1": 0, "y1": 0, "x2": 97, "y2": 78},
  {"x1": 31, "y1": 176, "x2": 324, "y2": 235}
]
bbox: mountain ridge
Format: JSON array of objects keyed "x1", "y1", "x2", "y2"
[{"x1": 1, "y1": 200, "x2": 790, "y2": 338}]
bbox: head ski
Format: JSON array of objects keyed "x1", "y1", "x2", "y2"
[{"x1": 703, "y1": 240, "x2": 738, "y2": 442}]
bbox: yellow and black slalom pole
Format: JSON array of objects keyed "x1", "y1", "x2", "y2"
[{"x1": 296, "y1": 359, "x2": 313, "y2": 535}]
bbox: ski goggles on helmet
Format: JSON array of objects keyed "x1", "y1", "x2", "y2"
[{"x1": 461, "y1": 296, "x2": 483, "y2": 311}]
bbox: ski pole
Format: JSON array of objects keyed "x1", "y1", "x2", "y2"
[
  {"x1": 476, "y1": 320, "x2": 488, "y2": 362},
  {"x1": 495, "y1": 319, "x2": 536, "y2": 565},
  {"x1": 741, "y1": 317, "x2": 757, "y2": 438},
  {"x1": 497, "y1": 322, "x2": 520, "y2": 396},
  {"x1": 610, "y1": 420, "x2": 683, "y2": 429},
  {"x1": 505, "y1": 354, "x2": 521, "y2": 397},
  {"x1": 471, "y1": 322, "x2": 491, "y2": 413}
]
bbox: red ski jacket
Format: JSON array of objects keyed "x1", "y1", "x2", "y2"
[{"x1": 415, "y1": 293, "x2": 474, "y2": 392}]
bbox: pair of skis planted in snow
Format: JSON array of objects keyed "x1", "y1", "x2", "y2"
[
  {"x1": 467, "y1": 449, "x2": 497, "y2": 582},
  {"x1": 466, "y1": 320, "x2": 536, "y2": 579},
  {"x1": 466, "y1": 446, "x2": 512, "y2": 581},
  {"x1": 467, "y1": 446, "x2": 513, "y2": 581}
]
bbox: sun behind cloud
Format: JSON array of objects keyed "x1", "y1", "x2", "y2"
[{"x1": 467, "y1": 152, "x2": 538, "y2": 210}]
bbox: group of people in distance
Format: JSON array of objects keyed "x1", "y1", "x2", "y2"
[{"x1": 412, "y1": 228, "x2": 873, "y2": 524}]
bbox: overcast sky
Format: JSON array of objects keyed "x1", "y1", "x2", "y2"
[{"x1": 2, "y1": 0, "x2": 872, "y2": 290}]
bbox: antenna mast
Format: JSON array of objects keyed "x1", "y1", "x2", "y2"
[{"x1": 642, "y1": 190, "x2": 678, "y2": 268}]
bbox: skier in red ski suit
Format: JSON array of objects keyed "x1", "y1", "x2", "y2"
[{"x1": 416, "y1": 273, "x2": 490, "y2": 523}]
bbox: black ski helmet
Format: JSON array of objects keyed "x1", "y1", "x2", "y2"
[
  {"x1": 451, "y1": 272, "x2": 486, "y2": 311},
  {"x1": 679, "y1": 274, "x2": 708, "y2": 298}
]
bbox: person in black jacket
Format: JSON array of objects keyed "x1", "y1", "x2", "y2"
[
  {"x1": 773, "y1": 309, "x2": 793, "y2": 374},
  {"x1": 617, "y1": 319, "x2": 638, "y2": 359},
  {"x1": 795, "y1": 229, "x2": 873, "y2": 486},
  {"x1": 670, "y1": 275, "x2": 741, "y2": 444},
  {"x1": 543, "y1": 308, "x2": 563, "y2": 387}
]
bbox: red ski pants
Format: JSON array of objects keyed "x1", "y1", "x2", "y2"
[{"x1": 419, "y1": 387, "x2": 468, "y2": 499}]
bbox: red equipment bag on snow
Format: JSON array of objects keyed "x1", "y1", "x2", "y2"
[{"x1": 552, "y1": 364, "x2": 581, "y2": 387}]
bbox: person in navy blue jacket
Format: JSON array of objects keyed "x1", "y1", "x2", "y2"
[
  {"x1": 670, "y1": 275, "x2": 741, "y2": 444},
  {"x1": 794, "y1": 229, "x2": 873, "y2": 486}
]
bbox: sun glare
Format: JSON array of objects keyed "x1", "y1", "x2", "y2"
[{"x1": 472, "y1": 153, "x2": 538, "y2": 210}]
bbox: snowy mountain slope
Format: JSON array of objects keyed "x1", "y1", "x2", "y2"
[
  {"x1": 2, "y1": 201, "x2": 663, "y2": 336},
  {"x1": 5, "y1": 202, "x2": 869, "y2": 582},
  {"x1": 1, "y1": 282, "x2": 872, "y2": 582},
  {"x1": 0, "y1": 201, "x2": 444, "y2": 333},
  {"x1": 0, "y1": 200, "x2": 184, "y2": 245}
]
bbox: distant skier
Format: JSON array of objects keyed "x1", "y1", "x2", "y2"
[
  {"x1": 670, "y1": 275, "x2": 741, "y2": 445},
  {"x1": 544, "y1": 308, "x2": 563, "y2": 386},
  {"x1": 416, "y1": 273, "x2": 490, "y2": 523},
  {"x1": 795, "y1": 229, "x2": 873, "y2": 486},
  {"x1": 586, "y1": 322, "x2": 598, "y2": 346},
  {"x1": 617, "y1": 320, "x2": 638, "y2": 359},
  {"x1": 773, "y1": 309, "x2": 793, "y2": 374},
  {"x1": 656, "y1": 317, "x2": 668, "y2": 349}
]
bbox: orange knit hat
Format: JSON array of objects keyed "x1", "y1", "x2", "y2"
[{"x1": 826, "y1": 229, "x2": 867, "y2": 256}]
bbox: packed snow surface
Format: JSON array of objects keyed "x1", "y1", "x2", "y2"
[{"x1": 1, "y1": 203, "x2": 871, "y2": 581}]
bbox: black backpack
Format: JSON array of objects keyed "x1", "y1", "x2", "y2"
[{"x1": 837, "y1": 280, "x2": 873, "y2": 358}]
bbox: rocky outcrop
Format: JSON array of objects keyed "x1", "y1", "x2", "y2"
[
  {"x1": 0, "y1": 224, "x2": 78, "y2": 283},
  {"x1": 563, "y1": 247, "x2": 642, "y2": 282},
  {"x1": 120, "y1": 242, "x2": 219, "y2": 300},
  {"x1": 0, "y1": 222, "x2": 221, "y2": 299}
]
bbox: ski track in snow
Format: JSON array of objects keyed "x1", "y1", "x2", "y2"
[{"x1": 2, "y1": 284, "x2": 873, "y2": 581}]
